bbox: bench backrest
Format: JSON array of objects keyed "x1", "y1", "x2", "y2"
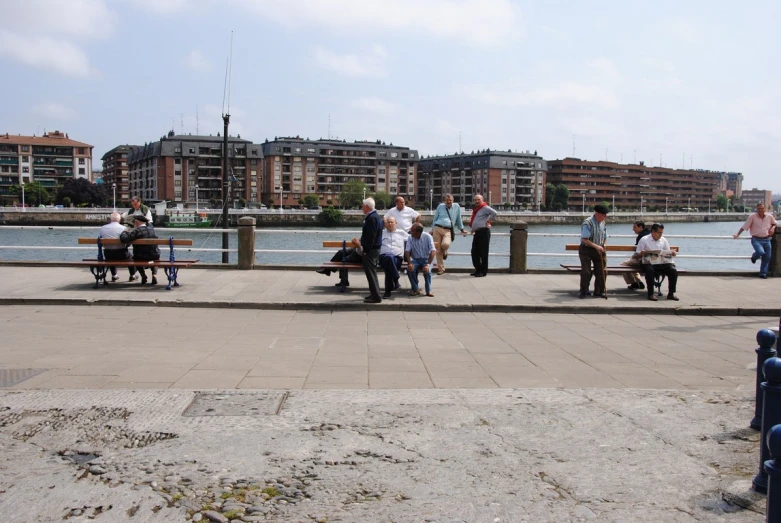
[
  {"x1": 565, "y1": 244, "x2": 679, "y2": 252},
  {"x1": 323, "y1": 240, "x2": 440, "y2": 249},
  {"x1": 78, "y1": 238, "x2": 194, "y2": 246}
]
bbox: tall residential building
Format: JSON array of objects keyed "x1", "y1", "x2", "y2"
[
  {"x1": 546, "y1": 158, "x2": 723, "y2": 211},
  {"x1": 0, "y1": 130, "x2": 93, "y2": 204},
  {"x1": 127, "y1": 131, "x2": 263, "y2": 206},
  {"x1": 726, "y1": 172, "x2": 744, "y2": 199},
  {"x1": 260, "y1": 138, "x2": 419, "y2": 207},
  {"x1": 741, "y1": 188, "x2": 772, "y2": 210},
  {"x1": 101, "y1": 145, "x2": 139, "y2": 206},
  {"x1": 417, "y1": 150, "x2": 546, "y2": 209}
]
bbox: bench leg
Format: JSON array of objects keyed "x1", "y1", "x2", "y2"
[
  {"x1": 89, "y1": 266, "x2": 108, "y2": 289},
  {"x1": 655, "y1": 274, "x2": 666, "y2": 297}
]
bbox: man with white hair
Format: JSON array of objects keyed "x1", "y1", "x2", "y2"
[
  {"x1": 379, "y1": 216, "x2": 409, "y2": 299},
  {"x1": 99, "y1": 211, "x2": 130, "y2": 282},
  {"x1": 351, "y1": 197, "x2": 384, "y2": 303}
]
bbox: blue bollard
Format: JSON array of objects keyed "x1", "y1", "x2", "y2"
[
  {"x1": 765, "y1": 425, "x2": 781, "y2": 522},
  {"x1": 753, "y1": 358, "x2": 781, "y2": 494},
  {"x1": 752, "y1": 329, "x2": 778, "y2": 430}
]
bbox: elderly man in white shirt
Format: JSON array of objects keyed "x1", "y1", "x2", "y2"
[
  {"x1": 378, "y1": 216, "x2": 409, "y2": 299},
  {"x1": 99, "y1": 211, "x2": 130, "y2": 282},
  {"x1": 383, "y1": 196, "x2": 421, "y2": 232},
  {"x1": 636, "y1": 222, "x2": 678, "y2": 301}
]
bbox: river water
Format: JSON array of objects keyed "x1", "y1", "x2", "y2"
[{"x1": 0, "y1": 221, "x2": 758, "y2": 271}]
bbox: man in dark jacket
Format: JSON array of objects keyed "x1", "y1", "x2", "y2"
[
  {"x1": 351, "y1": 197, "x2": 384, "y2": 303},
  {"x1": 120, "y1": 215, "x2": 160, "y2": 285},
  {"x1": 622, "y1": 221, "x2": 651, "y2": 289}
]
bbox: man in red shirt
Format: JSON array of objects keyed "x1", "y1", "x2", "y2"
[{"x1": 734, "y1": 203, "x2": 777, "y2": 279}]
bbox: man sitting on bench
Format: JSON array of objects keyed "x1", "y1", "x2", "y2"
[
  {"x1": 316, "y1": 244, "x2": 363, "y2": 289},
  {"x1": 379, "y1": 216, "x2": 409, "y2": 299},
  {"x1": 636, "y1": 223, "x2": 679, "y2": 301},
  {"x1": 99, "y1": 212, "x2": 130, "y2": 283},
  {"x1": 120, "y1": 215, "x2": 160, "y2": 285}
]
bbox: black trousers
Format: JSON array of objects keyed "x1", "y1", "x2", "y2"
[
  {"x1": 104, "y1": 248, "x2": 130, "y2": 277},
  {"x1": 362, "y1": 248, "x2": 382, "y2": 299},
  {"x1": 379, "y1": 254, "x2": 402, "y2": 292},
  {"x1": 579, "y1": 245, "x2": 605, "y2": 295},
  {"x1": 471, "y1": 228, "x2": 491, "y2": 275},
  {"x1": 643, "y1": 263, "x2": 677, "y2": 296},
  {"x1": 323, "y1": 247, "x2": 363, "y2": 282}
]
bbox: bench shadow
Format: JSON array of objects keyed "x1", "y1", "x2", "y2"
[{"x1": 53, "y1": 283, "x2": 167, "y2": 292}]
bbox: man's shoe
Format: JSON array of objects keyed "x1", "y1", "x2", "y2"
[
  {"x1": 760, "y1": 274, "x2": 768, "y2": 279},
  {"x1": 393, "y1": 280, "x2": 401, "y2": 291},
  {"x1": 667, "y1": 293, "x2": 679, "y2": 301},
  {"x1": 129, "y1": 274, "x2": 139, "y2": 282},
  {"x1": 474, "y1": 273, "x2": 486, "y2": 277},
  {"x1": 637, "y1": 282, "x2": 645, "y2": 289},
  {"x1": 151, "y1": 276, "x2": 158, "y2": 285},
  {"x1": 140, "y1": 276, "x2": 148, "y2": 285},
  {"x1": 425, "y1": 292, "x2": 434, "y2": 297},
  {"x1": 751, "y1": 253, "x2": 759, "y2": 264},
  {"x1": 364, "y1": 296, "x2": 382, "y2": 303},
  {"x1": 648, "y1": 295, "x2": 658, "y2": 301},
  {"x1": 578, "y1": 291, "x2": 587, "y2": 299},
  {"x1": 470, "y1": 272, "x2": 478, "y2": 276},
  {"x1": 111, "y1": 276, "x2": 120, "y2": 282},
  {"x1": 443, "y1": 253, "x2": 448, "y2": 260},
  {"x1": 594, "y1": 292, "x2": 607, "y2": 298},
  {"x1": 335, "y1": 281, "x2": 349, "y2": 287},
  {"x1": 383, "y1": 291, "x2": 392, "y2": 299},
  {"x1": 316, "y1": 268, "x2": 331, "y2": 275},
  {"x1": 436, "y1": 269, "x2": 445, "y2": 275},
  {"x1": 408, "y1": 289, "x2": 421, "y2": 296}
]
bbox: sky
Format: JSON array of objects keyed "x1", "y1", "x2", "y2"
[{"x1": 1, "y1": 0, "x2": 779, "y2": 192}]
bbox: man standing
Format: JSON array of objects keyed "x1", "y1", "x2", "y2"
[
  {"x1": 469, "y1": 194, "x2": 497, "y2": 277},
  {"x1": 637, "y1": 223, "x2": 678, "y2": 301},
  {"x1": 405, "y1": 224, "x2": 436, "y2": 297},
  {"x1": 120, "y1": 215, "x2": 160, "y2": 285},
  {"x1": 99, "y1": 212, "x2": 130, "y2": 282},
  {"x1": 351, "y1": 197, "x2": 384, "y2": 303},
  {"x1": 379, "y1": 216, "x2": 409, "y2": 299},
  {"x1": 431, "y1": 193, "x2": 467, "y2": 275},
  {"x1": 734, "y1": 203, "x2": 777, "y2": 279},
  {"x1": 384, "y1": 196, "x2": 421, "y2": 232},
  {"x1": 579, "y1": 204, "x2": 609, "y2": 298},
  {"x1": 622, "y1": 221, "x2": 651, "y2": 290}
]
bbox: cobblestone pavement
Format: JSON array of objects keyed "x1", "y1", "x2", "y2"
[{"x1": 0, "y1": 389, "x2": 767, "y2": 522}]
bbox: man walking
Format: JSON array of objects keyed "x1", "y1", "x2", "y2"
[
  {"x1": 734, "y1": 203, "x2": 777, "y2": 279},
  {"x1": 405, "y1": 224, "x2": 436, "y2": 297},
  {"x1": 351, "y1": 197, "x2": 384, "y2": 303},
  {"x1": 469, "y1": 194, "x2": 497, "y2": 277},
  {"x1": 579, "y1": 204, "x2": 609, "y2": 298},
  {"x1": 431, "y1": 193, "x2": 467, "y2": 275}
]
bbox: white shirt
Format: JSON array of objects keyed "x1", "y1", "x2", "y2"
[
  {"x1": 380, "y1": 229, "x2": 409, "y2": 257},
  {"x1": 384, "y1": 206, "x2": 420, "y2": 232},
  {"x1": 99, "y1": 221, "x2": 127, "y2": 250},
  {"x1": 636, "y1": 235, "x2": 671, "y2": 255},
  {"x1": 122, "y1": 206, "x2": 153, "y2": 226}
]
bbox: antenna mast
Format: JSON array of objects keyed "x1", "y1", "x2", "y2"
[
  {"x1": 459, "y1": 131, "x2": 462, "y2": 153},
  {"x1": 196, "y1": 106, "x2": 199, "y2": 134},
  {"x1": 221, "y1": 31, "x2": 234, "y2": 263},
  {"x1": 328, "y1": 114, "x2": 331, "y2": 140}
]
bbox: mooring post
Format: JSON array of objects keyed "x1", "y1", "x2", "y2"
[
  {"x1": 237, "y1": 216, "x2": 256, "y2": 270},
  {"x1": 765, "y1": 425, "x2": 781, "y2": 522},
  {"x1": 753, "y1": 357, "x2": 781, "y2": 494},
  {"x1": 752, "y1": 329, "x2": 778, "y2": 430},
  {"x1": 509, "y1": 221, "x2": 528, "y2": 274}
]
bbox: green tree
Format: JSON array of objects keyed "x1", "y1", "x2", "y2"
[
  {"x1": 339, "y1": 180, "x2": 368, "y2": 209},
  {"x1": 553, "y1": 202, "x2": 563, "y2": 212},
  {"x1": 319, "y1": 206, "x2": 343, "y2": 226},
  {"x1": 266, "y1": 198, "x2": 275, "y2": 209},
  {"x1": 62, "y1": 196, "x2": 72, "y2": 207},
  {"x1": 553, "y1": 184, "x2": 570, "y2": 209},
  {"x1": 716, "y1": 194, "x2": 729, "y2": 211},
  {"x1": 372, "y1": 190, "x2": 392, "y2": 210},
  {"x1": 303, "y1": 193, "x2": 320, "y2": 209},
  {"x1": 545, "y1": 183, "x2": 556, "y2": 209},
  {"x1": 10, "y1": 182, "x2": 53, "y2": 206},
  {"x1": 56, "y1": 178, "x2": 108, "y2": 206}
]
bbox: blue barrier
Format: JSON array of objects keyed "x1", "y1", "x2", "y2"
[
  {"x1": 753, "y1": 329, "x2": 778, "y2": 430},
  {"x1": 764, "y1": 424, "x2": 781, "y2": 522},
  {"x1": 754, "y1": 357, "x2": 781, "y2": 494}
]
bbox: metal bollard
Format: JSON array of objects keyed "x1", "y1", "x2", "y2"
[
  {"x1": 752, "y1": 329, "x2": 778, "y2": 430},
  {"x1": 753, "y1": 357, "x2": 781, "y2": 494},
  {"x1": 765, "y1": 424, "x2": 781, "y2": 522}
]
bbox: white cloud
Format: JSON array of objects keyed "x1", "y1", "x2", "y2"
[
  {"x1": 186, "y1": 50, "x2": 211, "y2": 72},
  {"x1": 350, "y1": 97, "x2": 398, "y2": 113},
  {"x1": 474, "y1": 82, "x2": 620, "y2": 110},
  {"x1": 314, "y1": 45, "x2": 387, "y2": 78},
  {"x1": 661, "y1": 18, "x2": 705, "y2": 45},
  {"x1": 33, "y1": 102, "x2": 77, "y2": 120},
  {"x1": 234, "y1": 0, "x2": 522, "y2": 46},
  {"x1": 125, "y1": 0, "x2": 192, "y2": 14},
  {"x1": 585, "y1": 58, "x2": 620, "y2": 80},
  {"x1": 0, "y1": 31, "x2": 93, "y2": 77}
]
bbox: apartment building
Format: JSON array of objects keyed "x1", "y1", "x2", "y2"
[
  {"x1": 260, "y1": 138, "x2": 419, "y2": 207},
  {"x1": 416, "y1": 150, "x2": 546, "y2": 209},
  {"x1": 741, "y1": 188, "x2": 773, "y2": 210},
  {"x1": 0, "y1": 130, "x2": 93, "y2": 204},
  {"x1": 546, "y1": 158, "x2": 722, "y2": 211},
  {"x1": 101, "y1": 145, "x2": 139, "y2": 206},
  {"x1": 725, "y1": 172, "x2": 744, "y2": 199},
  {"x1": 126, "y1": 131, "x2": 262, "y2": 206}
]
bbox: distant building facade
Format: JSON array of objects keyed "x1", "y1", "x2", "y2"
[
  {"x1": 101, "y1": 145, "x2": 139, "y2": 206},
  {"x1": 260, "y1": 138, "x2": 419, "y2": 207},
  {"x1": 546, "y1": 158, "x2": 723, "y2": 211},
  {"x1": 726, "y1": 172, "x2": 744, "y2": 199},
  {"x1": 741, "y1": 188, "x2": 773, "y2": 210},
  {"x1": 0, "y1": 130, "x2": 93, "y2": 204},
  {"x1": 127, "y1": 132, "x2": 263, "y2": 206},
  {"x1": 417, "y1": 150, "x2": 546, "y2": 209}
]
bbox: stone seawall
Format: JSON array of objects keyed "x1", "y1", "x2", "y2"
[{"x1": 0, "y1": 210, "x2": 745, "y2": 227}]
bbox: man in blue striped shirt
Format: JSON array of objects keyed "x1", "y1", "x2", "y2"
[{"x1": 404, "y1": 223, "x2": 436, "y2": 297}]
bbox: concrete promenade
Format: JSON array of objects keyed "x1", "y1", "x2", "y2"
[{"x1": 0, "y1": 266, "x2": 778, "y2": 521}]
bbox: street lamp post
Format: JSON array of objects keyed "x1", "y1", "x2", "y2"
[
  {"x1": 363, "y1": 187, "x2": 366, "y2": 201},
  {"x1": 582, "y1": 193, "x2": 586, "y2": 213},
  {"x1": 688, "y1": 197, "x2": 691, "y2": 212},
  {"x1": 195, "y1": 185, "x2": 199, "y2": 212},
  {"x1": 20, "y1": 181, "x2": 25, "y2": 211},
  {"x1": 665, "y1": 197, "x2": 668, "y2": 214},
  {"x1": 641, "y1": 197, "x2": 645, "y2": 214},
  {"x1": 488, "y1": 190, "x2": 492, "y2": 206},
  {"x1": 112, "y1": 183, "x2": 116, "y2": 211},
  {"x1": 429, "y1": 189, "x2": 433, "y2": 210},
  {"x1": 612, "y1": 194, "x2": 615, "y2": 212},
  {"x1": 708, "y1": 198, "x2": 711, "y2": 214}
]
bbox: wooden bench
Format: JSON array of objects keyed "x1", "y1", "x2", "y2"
[
  {"x1": 560, "y1": 244, "x2": 682, "y2": 296},
  {"x1": 77, "y1": 237, "x2": 199, "y2": 290},
  {"x1": 320, "y1": 240, "x2": 438, "y2": 293}
]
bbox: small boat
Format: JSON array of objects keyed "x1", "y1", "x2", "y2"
[{"x1": 164, "y1": 212, "x2": 213, "y2": 228}]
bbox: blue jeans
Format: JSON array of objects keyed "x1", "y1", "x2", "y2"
[
  {"x1": 408, "y1": 258, "x2": 432, "y2": 294},
  {"x1": 751, "y1": 237, "x2": 772, "y2": 277}
]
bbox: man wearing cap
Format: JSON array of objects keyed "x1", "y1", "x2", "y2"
[
  {"x1": 621, "y1": 221, "x2": 650, "y2": 290},
  {"x1": 120, "y1": 214, "x2": 160, "y2": 285},
  {"x1": 579, "y1": 204, "x2": 609, "y2": 298}
]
